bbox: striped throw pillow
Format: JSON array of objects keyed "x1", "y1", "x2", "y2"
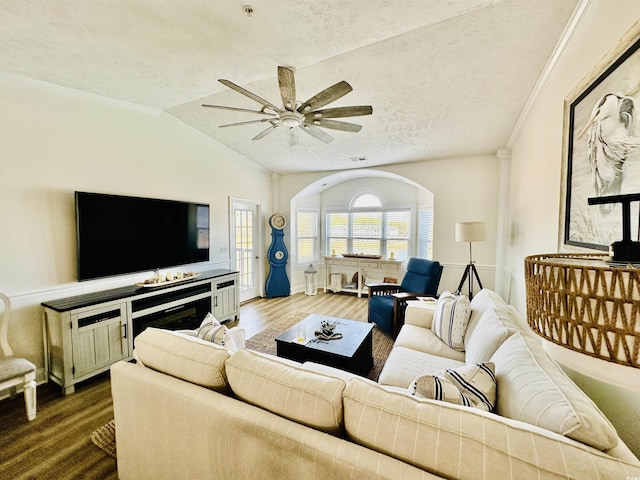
[
  {"x1": 197, "y1": 313, "x2": 239, "y2": 352},
  {"x1": 431, "y1": 291, "x2": 471, "y2": 351},
  {"x1": 408, "y1": 362, "x2": 497, "y2": 411}
]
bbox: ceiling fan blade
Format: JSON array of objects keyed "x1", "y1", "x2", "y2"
[
  {"x1": 201, "y1": 104, "x2": 277, "y2": 116},
  {"x1": 252, "y1": 124, "x2": 278, "y2": 141},
  {"x1": 219, "y1": 118, "x2": 276, "y2": 128},
  {"x1": 307, "y1": 118, "x2": 362, "y2": 132},
  {"x1": 297, "y1": 81, "x2": 353, "y2": 114},
  {"x1": 305, "y1": 105, "x2": 373, "y2": 119},
  {"x1": 278, "y1": 66, "x2": 296, "y2": 111},
  {"x1": 301, "y1": 123, "x2": 334, "y2": 143},
  {"x1": 218, "y1": 79, "x2": 282, "y2": 113}
]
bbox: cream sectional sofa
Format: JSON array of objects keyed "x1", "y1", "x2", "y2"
[{"x1": 110, "y1": 289, "x2": 640, "y2": 480}]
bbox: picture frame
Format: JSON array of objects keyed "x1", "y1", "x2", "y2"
[{"x1": 560, "y1": 29, "x2": 640, "y2": 252}]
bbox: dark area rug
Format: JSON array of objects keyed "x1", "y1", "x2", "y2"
[{"x1": 245, "y1": 310, "x2": 394, "y2": 382}]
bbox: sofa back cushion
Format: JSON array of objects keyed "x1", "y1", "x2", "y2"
[
  {"x1": 466, "y1": 288, "x2": 506, "y2": 331},
  {"x1": 134, "y1": 327, "x2": 230, "y2": 392},
  {"x1": 464, "y1": 305, "x2": 519, "y2": 363},
  {"x1": 225, "y1": 349, "x2": 346, "y2": 435},
  {"x1": 491, "y1": 332, "x2": 619, "y2": 451},
  {"x1": 342, "y1": 378, "x2": 640, "y2": 479}
]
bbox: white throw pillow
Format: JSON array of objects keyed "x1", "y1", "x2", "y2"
[
  {"x1": 197, "y1": 313, "x2": 239, "y2": 352},
  {"x1": 431, "y1": 291, "x2": 471, "y2": 351},
  {"x1": 408, "y1": 362, "x2": 497, "y2": 412}
]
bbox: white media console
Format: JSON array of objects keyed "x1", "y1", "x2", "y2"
[{"x1": 41, "y1": 269, "x2": 239, "y2": 394}]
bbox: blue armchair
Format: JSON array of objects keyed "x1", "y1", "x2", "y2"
[{"x1": 366, "y1": 258, "x2": 443, "y2": 336}]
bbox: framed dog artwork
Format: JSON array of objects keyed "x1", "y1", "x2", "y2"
[{"x1": 561, "y1": 28, "x2": 640, "y2": 251}]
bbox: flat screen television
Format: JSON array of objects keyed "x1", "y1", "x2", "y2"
[{"x1": 75, "y1": 191, "x2": 210, "y2": 281}]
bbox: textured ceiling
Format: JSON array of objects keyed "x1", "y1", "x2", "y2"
[{"x1": 0, "y1": 0, "x2": 579, "y2": 174}]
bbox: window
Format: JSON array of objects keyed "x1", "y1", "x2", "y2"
[
  {"x1": 296, "y1": 209, "x2": 318, "y2": 265},
  {"x1": 418, "y1": 207, "x2": 434, "y2": 259},
  {"x1": 326, "y1": 206, "x2": 411, "y2": 262},
  {"x1": 352, "y1": 193, "x2": 381, "y2": 208}
]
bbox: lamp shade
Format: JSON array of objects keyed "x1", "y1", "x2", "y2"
[{"x1": 455, "y1": 222, "x2": 485, "y2": 243}]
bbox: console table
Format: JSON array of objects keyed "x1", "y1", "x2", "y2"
[
  {"x1": 323, "y1": 256, "x2": 403, "y2": 297},
  {"x1": 42, "y1": 269, "x2": 239, "y2": 394}
]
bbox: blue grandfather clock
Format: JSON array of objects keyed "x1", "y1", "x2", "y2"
[{"x1": 265, "y1": 213, "x2": 290, "y2": 298}]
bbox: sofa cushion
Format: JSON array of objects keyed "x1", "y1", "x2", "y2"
[
  {"x1": 464, "y1": 305, "x2": 519, "y2": 363},
  {"x1": 465, "y1": 288, "x2": 507, "y2": 337},
  {"x1": 403, "y1": 299, "x2": 437, "y2": 329},
  {"x1": 491, "y1": 332, "x2": 619, "y2": 451},
  {"x1": 408, "y1": 362, "x2": 496, "y2": 412},
  {"x1": 225, "y1": 349, "x2": 345, "y2": 435},
  {"x1": 343, "y1": 378, "x2": 640, "y2": 479},
  {"x1": 394, "y1": 324, "x2": 466, "y2": 361},
  {"x1": 196, "y1": 313, "x2": 239, "y2": 352},
  {"x1": 378, "y1": 346, "x2": 464, "y2": 388},
  {"x1": 134, "y1": 327, "x2": 230, "y2": 392}
]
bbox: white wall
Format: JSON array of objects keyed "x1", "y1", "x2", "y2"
[
  {"x1": 506, "y1": 1, "x2": 640, "y2": 456},
  {"x1": 280, "y1": 155, "x2": 500, "y2": 294},
  {"x1": 0, "y1": 76, "x2": 272, "y2": 376},
  {"x1": 288, "y1": 176, "x2": 423, "y2": 291}
]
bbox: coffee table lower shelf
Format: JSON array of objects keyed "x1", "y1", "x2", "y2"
[{"x1": 275, "y1": 314, "x2": 373, "y2": 376}]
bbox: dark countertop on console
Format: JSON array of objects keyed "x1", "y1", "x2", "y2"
[{"x1": 41, "y1": 269, "x2": 237, "y2": 312}]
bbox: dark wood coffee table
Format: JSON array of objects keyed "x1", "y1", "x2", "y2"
[{"x1": 275, "y1": 314, "x2": 374, "y2": 375}]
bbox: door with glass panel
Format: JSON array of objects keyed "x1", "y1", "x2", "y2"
[{"x1": 231, "y1": 200, "x2": 262, "y2": 303}]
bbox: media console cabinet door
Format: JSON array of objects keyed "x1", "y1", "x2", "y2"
[
  {"x1": 213, "y1": 274, "x2": 239, "y2": 321},
  {"x1": 71, "y1": 303, "x2": 129, "y2": 378},
  {"x1": 43, "y1": 301, "x2": 129, "y2": 394}
]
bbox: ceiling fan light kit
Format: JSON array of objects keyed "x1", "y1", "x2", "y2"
[{"x1": 201, "y1": 66, "x2": 372, "y2": 145}]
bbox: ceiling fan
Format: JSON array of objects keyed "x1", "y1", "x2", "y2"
[{"x1": 202, "y1": 66, "x2": 373, "y2": 145}]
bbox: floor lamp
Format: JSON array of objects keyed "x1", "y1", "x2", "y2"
[{"x1": 455, "y1": 222, "x2": 485, "y2": 298}]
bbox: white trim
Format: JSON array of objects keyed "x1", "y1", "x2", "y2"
[
  {"x1": 506, "y1": 0, "x2": 595, "y2": 147},
  {"x1": 229, "y1": 197, "x2": 265, "y2": 301}
]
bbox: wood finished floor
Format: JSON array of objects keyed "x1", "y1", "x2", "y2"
[{"x1": 0, "y1": 291, "x2": 369, "y2": 480}]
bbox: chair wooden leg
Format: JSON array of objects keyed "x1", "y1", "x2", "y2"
[
  {"x1": 392, "y1": 297, "x2": 411, "y2": 337},
  {"x1": 23, "y1": 379, "x2": 37, "y2": 421}
]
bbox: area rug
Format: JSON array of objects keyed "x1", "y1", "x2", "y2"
[
  {"x1": 91, "y1": 419, "x2": 116, "y2": 458},
  {"x1": 245, "y1": 311, "x2": 394, "y2": 382}
]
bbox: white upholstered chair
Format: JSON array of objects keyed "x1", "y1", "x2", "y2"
[{"x1": 0, "y1": 292, "x2": 37, "y2": 421}]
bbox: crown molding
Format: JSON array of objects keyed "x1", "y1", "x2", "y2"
[{"x1": 506, "y1": 0, "x2": 595, "y2": 147}]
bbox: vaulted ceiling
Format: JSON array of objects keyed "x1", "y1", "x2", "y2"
[{"x1": 0, "y1": 0, "x2": 579, "y2": 174}]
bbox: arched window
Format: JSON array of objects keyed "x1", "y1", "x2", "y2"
[
  {"x1": 351, "y1": 193, "x2": 381, "y2": 209},
  {"x1": 326, "y1": 192, "x2": 412, "y2": 263}
]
